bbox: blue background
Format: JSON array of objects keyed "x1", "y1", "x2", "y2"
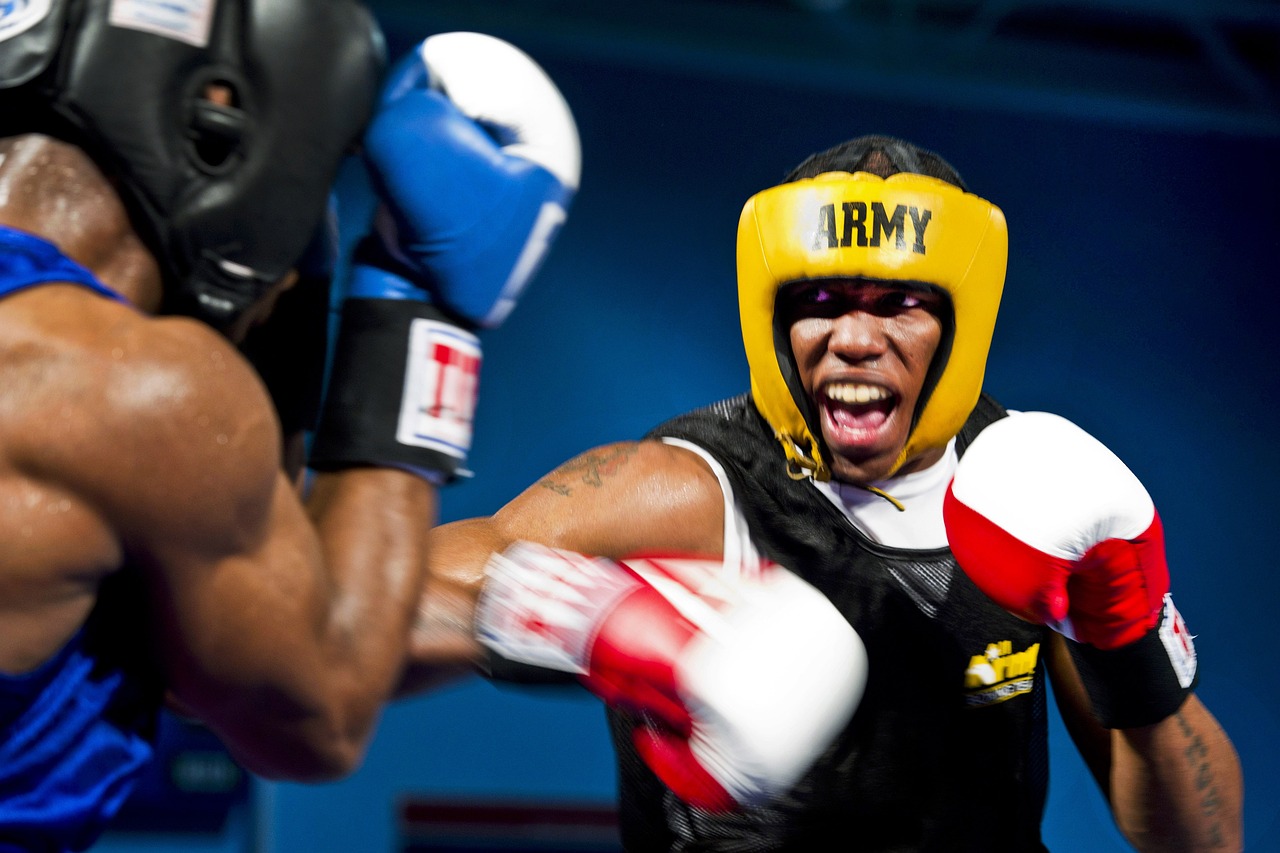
[{"x1": 98, "y1": 4, "x2": 1278, "y2": 851}]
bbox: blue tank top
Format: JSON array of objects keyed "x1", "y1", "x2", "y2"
[
  {"x1": 0, "y1": 226, "x2": 124, "y2": 302},
  {"x1": 0, "y1": 226, "x2": 157, "y2": 852}
]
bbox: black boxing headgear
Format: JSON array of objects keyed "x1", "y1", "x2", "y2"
[{"x1": 0, "y1": 0, "x2": 384, "y2": 329}]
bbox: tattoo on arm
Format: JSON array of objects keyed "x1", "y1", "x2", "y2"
[
  {"x1": 1174, "y1": 709, "x2": 1228, "y2": 848},
  {"x1": 539, "y1": 445, "x2": 639, "y2": 496}
]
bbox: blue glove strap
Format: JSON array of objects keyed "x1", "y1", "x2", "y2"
[{"x1": 347, "y1": 262, "x2": 432, "y2": 302}]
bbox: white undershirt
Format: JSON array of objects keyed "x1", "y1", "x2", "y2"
[{"x1": 810, "y1": 439, "x2": 958, "y2": 550}]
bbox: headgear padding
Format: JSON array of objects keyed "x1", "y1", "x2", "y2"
[
  {"x1": 0, "y1": 0, "x2": 383, "y2": 330},
  {"x1": 737, "y1": 171, "x2": 1007, "y2": 480}
]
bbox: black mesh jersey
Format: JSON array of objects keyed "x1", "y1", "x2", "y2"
[{"x1": 611, "y1": 393, "x2": 1052, "y2": 852}]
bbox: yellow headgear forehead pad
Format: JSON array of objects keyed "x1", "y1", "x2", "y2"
[{"x1": 737, "y1": 171, "x2": 1008, "y2": 479}]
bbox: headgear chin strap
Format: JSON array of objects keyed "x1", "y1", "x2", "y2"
[
  {"x1": 738, "y1": 171, "x2": 1008, "y2": 481},
  {"x1": 0, "y1": 0, "x2": 384, "y2": 331}
]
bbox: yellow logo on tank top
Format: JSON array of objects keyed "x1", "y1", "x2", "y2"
[{"x1": 963, "y1": 640, "x2": 1039, "y2": 707}]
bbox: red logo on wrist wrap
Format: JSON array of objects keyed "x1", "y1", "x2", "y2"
[{"x1": 397, "y1": 319, "x2": 481, "y2": 457}]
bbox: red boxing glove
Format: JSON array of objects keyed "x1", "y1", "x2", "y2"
[
  {"x1": 475, "y1": 543, "x2": 867, "y2": 810},
  {"x1": 943, "y1": 411, "x2": 1166, "y2": 649},
  {"x1": 943, "y1": 412, "x2": 1197, "y2": 727}
]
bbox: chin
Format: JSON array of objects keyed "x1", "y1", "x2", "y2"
[
  {"x1": 829, "y1": 454, "x2": 898, "y2": 486},
  {"x1": 824, "y1": 431, "x2": 907, "y2": 485}
]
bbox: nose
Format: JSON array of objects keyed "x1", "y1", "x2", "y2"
[{"x1": 827, "y1": 310, "x2": 887, "y2": 363}]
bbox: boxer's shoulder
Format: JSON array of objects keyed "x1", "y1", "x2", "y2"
[{"x1": 0, "y1": 291, "x2": 278, "y2": 544}]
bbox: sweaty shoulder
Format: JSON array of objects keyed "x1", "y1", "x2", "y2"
[
  {"x1": 494, "y1": 439, "x2": 727, "y2": 559},
  {"x1": 0, "y1": 286, "x2": 280, "y2": 556}
]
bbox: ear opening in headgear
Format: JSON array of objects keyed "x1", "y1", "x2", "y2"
[
  {"x1": 909, "y1": 282, "x2": 956, "y2": 438},
  {"x1": 185, "y1": 71, "x2": 249, "y2": 175}
]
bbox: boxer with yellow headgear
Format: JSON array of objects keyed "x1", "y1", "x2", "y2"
[{"x1": 738, "y1": 153, "x2": 1008, "y2": 482}]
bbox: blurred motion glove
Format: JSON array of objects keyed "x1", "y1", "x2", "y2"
[{"x1": 476, "y1": 543, "x2": 867, "y2": 811}]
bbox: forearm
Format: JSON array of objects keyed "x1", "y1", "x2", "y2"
[
  {"x1": 395, "y1": 517, "x2": 506, "y2": 697},
  {"x1": 1110, "y1": 696, "x2": 1243, "y2": 852},
  {"x1": 161, "y1": 467, "x2": 436, "y2": 781},
  {"x1": 304, "y1": 467, "x2": 436, "y2": 736},
  {"x1": 395, "y1": 579, "x2": 480, "y2": 696}
]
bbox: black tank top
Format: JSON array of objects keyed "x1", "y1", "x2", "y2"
[{"x1": 610, "y1": 393, "x2": 1052, "y2": 852}]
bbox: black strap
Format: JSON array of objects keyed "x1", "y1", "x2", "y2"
[
  {"x1": 1065, "y1": 600, "x2": 1199, "y2": 729},
  {"x1": 310, "y1": 298, "x2": 472, "y2": 480}
]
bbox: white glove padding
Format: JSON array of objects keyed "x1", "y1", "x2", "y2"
[{"x1": 417, "y1": 32, "x2": 581, "y2": 193}]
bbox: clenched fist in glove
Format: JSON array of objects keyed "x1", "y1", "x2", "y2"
[
  {"x1": 311, "y1": 32, "x2": 580, "y2": 483},
  {"x1": 943, "y1": 412, "x2": 1198, "y2": 728},
  {"x1": 475, "y1": 542, "x2": 867, "y2": 811}
]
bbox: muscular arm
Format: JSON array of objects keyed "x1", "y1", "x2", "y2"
[
  {"x1": 398, "y1": 439, "x2": 726, "y2": 695},
  {"x1": 150, "y1": 466, "x2": 435, "y2": 781},
  {"x1": 25, "y1": 296, "x2": 434, "y2": 781},
  {"x1": 1047, "y1": 635, "x2": 1243, "y2": 852}
]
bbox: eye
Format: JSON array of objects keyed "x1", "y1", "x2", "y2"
[
  {"x1": 783, "y1": 281, "x2": 943, "y2": 320},
  {"x1": 785, "y1": 283, "x2": 846, "y2": 318},
  {"x1": 874, "y1": 290, "x2": 926, "y2": 311},
  {"x1": 869, "y1": 287, "x2": 944, "y2": 316},
  {"x1": 808, "y1": 286, "x2": 837, "y2": 305},
  {"x1": 785, "y1": 283, "x2": 828, "y2": 304}
]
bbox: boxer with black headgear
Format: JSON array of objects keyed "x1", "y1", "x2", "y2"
[
  {"x1": 0, "y1": 0, "x2": 381, "y2": 329},
  {"x1": 398, "y1": 135, "x2": 1242, "y2": 851},
  {"x1": 0, "y1": 0, "x2": 582, "y2": 847}
]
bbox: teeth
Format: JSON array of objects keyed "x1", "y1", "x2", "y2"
[{"x1": 826, "y1": 384, "x2": 889, "y2": 405}]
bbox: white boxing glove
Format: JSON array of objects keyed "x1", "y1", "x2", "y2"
[{"x1": 477, "y1": 544, "x2": 867, "y2": 811}]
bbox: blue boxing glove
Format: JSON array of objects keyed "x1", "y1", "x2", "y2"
[
  {"x1": 358, "y1": 31, "x2": 580, "y2": 326},
  {"x1": 310, "y1": 32, "x2": 581, "y2": 482}
]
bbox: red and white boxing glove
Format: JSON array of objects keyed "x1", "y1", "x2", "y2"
[
  {"x1": 943, "y1": 412, "x2": 1198, "y2": 728},
  {"x1": 475, "y1": 542, "x2": 867, "y2": 811}
]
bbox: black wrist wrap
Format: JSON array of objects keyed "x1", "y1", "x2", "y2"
[
  {"x1": 1065, "y1": 596, "x2": 1199, "y2": 729},
  {"x1": 310, "y1": 298, "x2": 475, "y2": 481},
  {"x1": 479, "y1": 647, "x2": 580, "y2": 687}
]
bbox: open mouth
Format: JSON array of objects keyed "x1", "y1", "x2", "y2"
[{"x1": 819, "y1": 382, "x2": 897, "y2": 450}]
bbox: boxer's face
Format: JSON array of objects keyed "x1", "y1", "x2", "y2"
[{"x1": 783, "y1": 278, "x2": 945, "y2": 485}]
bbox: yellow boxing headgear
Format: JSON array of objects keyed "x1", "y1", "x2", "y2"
[{"x1": 738, "y1": 171, "x2": 1007, "y2": 480}]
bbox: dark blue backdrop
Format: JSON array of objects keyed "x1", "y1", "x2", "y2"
[{"x1": 99, "y1": 15, "x2": 1280, "y2": 853}]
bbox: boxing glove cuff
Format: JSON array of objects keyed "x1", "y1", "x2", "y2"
[
  {"x1": 474, "y1": 543, "x2": 639, "y2": 686},
  {"x1": 310, "y1": 296, "x2": 480, "y2": 482},
  {"x1": 1065, "y1": 594, "x2": 1199, "y2": 729}
]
